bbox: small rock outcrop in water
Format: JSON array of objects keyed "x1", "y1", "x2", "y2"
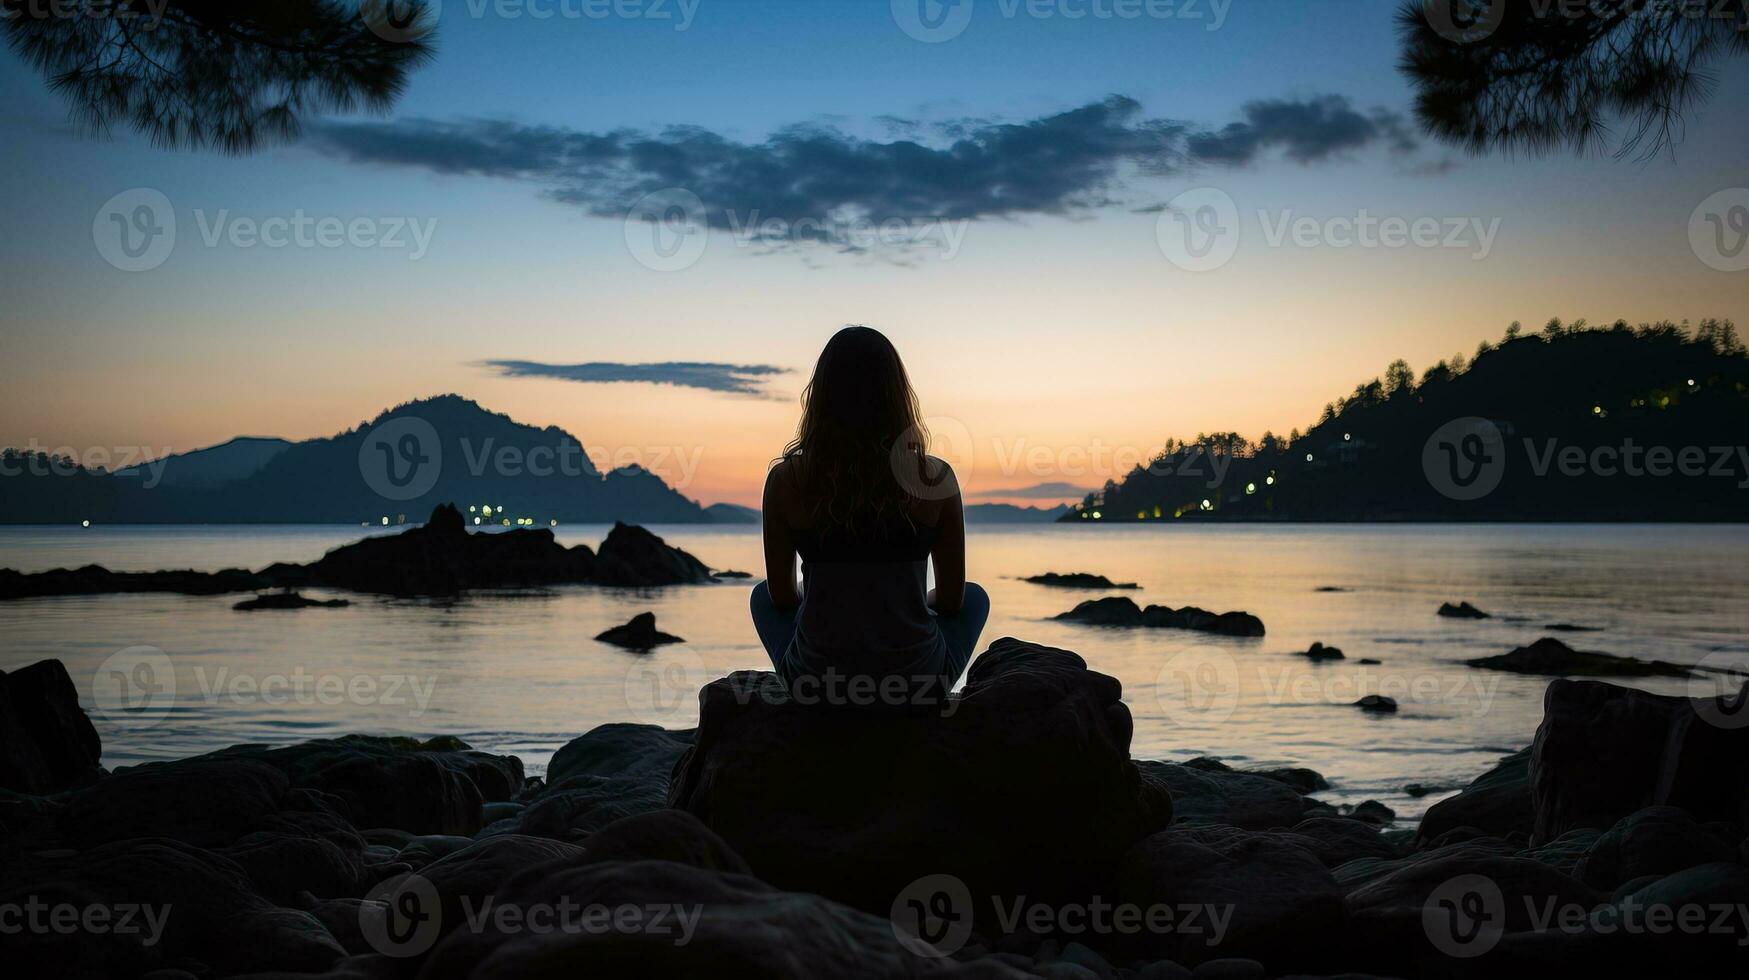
[
  {"x1": 0, "y1": 659, "x2": 102, "y2": 793},
  {"x1": 1054, "y1": 596, "x2": 1265, "y2": 637},
  {"x1": 1022, "y1": 571, "x2": 1140, "y2": 589},
  {"x1": 668, "y1": 639, "x2": 1174, "y2": 914},
  {"x1": 232, "y1": 592, "x2": 351, "y2": 611},
  {"x1": 0, "y1": 505, "x2": 713, "y2": 600},
  {"x1": 1300, "y1": 641, "x2": 1344, "y2": 661},
  {"x1": 1438, "y1": 600, "x2": 1491, "y2": 619},
  {"x1": 594, "y1": 612, "x2": 685, "y2": 650},
  {"x1": 1354, "y1": 694, "x2": 1398, "y2": 713},
  {"x1": 1465, "y1": 636, "x2": 1694, "y2": 678}
]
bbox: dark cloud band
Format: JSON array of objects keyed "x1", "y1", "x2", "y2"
[
  {"x1": 481, "y1": 360, "x2": 789, "y2": 396},
  {"x1": 313, "y1": 93, "x2": 1426, "y2": 251}
]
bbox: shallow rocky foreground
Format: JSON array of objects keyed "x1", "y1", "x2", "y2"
[{"x1": 3, "y1": 643, "x2": 1748, "y2": 979}]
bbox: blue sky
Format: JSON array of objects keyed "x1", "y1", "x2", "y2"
[{"x1": 2, "y1": 0, "x2": 1744, "y2": 505}]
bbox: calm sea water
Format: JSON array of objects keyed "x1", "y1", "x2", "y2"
[{"x1": 3, "y1": 523, "x2": 1746, "y2": 824}]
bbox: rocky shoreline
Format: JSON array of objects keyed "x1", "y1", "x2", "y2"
[
  {"x1": 4, "y1": 644, "x2": 1748, "y2": 978},
  {"x1": 0, "y1": 505, "x2": 726, "y2": 601}
]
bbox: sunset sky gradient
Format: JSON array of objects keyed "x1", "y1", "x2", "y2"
[{"x1": 2, "y1": 0, "x2": 1744, "y2": 506}]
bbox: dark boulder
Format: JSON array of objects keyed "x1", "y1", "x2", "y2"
[
  {"x1": 1572, "y1": 806, "x2": 1739, "y2": 890},
  {"x1": 1349, "y1": 800, "x2": 1395, "y2": 826},
  {"x1": 233, "y1": 592, "x2": 350, "y2": 611},
  {"x1": 222, "y1": 735, "x2": 523, "y2": 836},
  {"x1": 576, "y1": 808, "x2": 750, "y2": 874},
  {"x1": 1353, "y1": 695, "x2": 1397, "y2": 713},
  {"x1": 1466, "y1": 637, "x2": 1693, "y2": 678},
  {"x1": 546, "y1": 722, "x2": 692, "y2": 786},
  {"x1": 1023, "y1": 572, "x2": 1140, "y2": 589},
  {"x1": 1417, "y1": 749, "x2": 1534, "y2": 843},
  {"x1": 668, "y1": 639, "x2": 1173, "y2": 914},
  {"x1": 1529, "y1": 678, "x2": 1749, "y2": 842},
  {"x1": 594, "y1": 611, "x2": 685, "y2": 650},
  {"x1": 1116, "y1": 825, "x2": 1345, "y2": 968},
  {"x1": 0, "y1": 838, "x2": 344, "y2": 978},
  {"x1": 1053, "y1": 597, "x2": 1264, "y2": 637},
  {"x1": 1140, "y1": 761, "x2": 1306, "y2": 831},
  {"x1": 1300, "y1": 642, "x2": 1344, "y2": 661},
  {"x1": 416, "y1": 859, "x2": 1025, "y2": 979},
  {"x1": 510, "y1": 725, "x2": 693, "y2": 841},
  {"x1": 2, "y1": 507, "x2": 719, "y2": 601},
  {"x1": 1438, "y1": 601, "x2": 1490, "y2": 619},
  {"x1": 592, "y1": 522, "x2": 713, "y2": 586},
  {"x1": 0, "y1": 564, "x2": 268, "y2": 600},
  {"x1": 1180, "y1": 757, "x2": 1328, "y2": 794},
  {"x1": 1282, "y1": 817, "x2": 1400, "y2": 867},
  {"x1": 298, "y1": 504, "x2": 596, "y2": 597},
  {"x1": 0, "y1": 658, "x2": 102, "y2": 793}
]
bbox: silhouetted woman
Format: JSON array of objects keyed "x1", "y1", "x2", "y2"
[{"x1": 750, "y1": 326, "x2": 990, "y2": 703}]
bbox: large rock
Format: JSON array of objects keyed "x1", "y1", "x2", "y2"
[
  {"x1": 1571, "y1": 805, "x2": 1739, "y2": 890},
  {"x1": 1339, "y1": 852, "x2": 1602, "y2": 976},
  {"x1": 1115, "y1": 825, "x2": 1345, "y2": 968},
  {"x1": 0, "y1": 838, "x2": 344, "y2": 978},
  {"x1": 1053, "y1": 597, "x2": 1265, "y2": 637},
  {"x1": 416, "y1": 859, "x2": 1027, "y2": 979},
  {"x1": 0, "y1": 506, "x2": 714, "y2": 599},
  {"x1": 0, "y1": 658, "x2": 102, "y2": 793},
  {"x1": 509, "y1": 725, "x2": 692, "y2": 841},
  {"x1": 223, "y1": 735, "x2": 523, "y2": 836},
  {"x1": 1138, "y1": 761, "x2": 1308, "y2": 831},
  {"x1": 1465, "y1": 637, "x2": 1694, "y2": 678},
  {"x1": 1529, "y1": 678, "x2": 1749, "y2": 842},
  {"x1": 293, "y1": 504, "x2": 596, "y2": 596},
  {"x1": 668, "y1": 639, "x2": 1173, "y2": 913},
  {"x1": 591, "y1": 522, "x2": 713, "y2": 586},
  {"x1": 1417, "y1": 748, "x2": 1534, "y2": 843}
]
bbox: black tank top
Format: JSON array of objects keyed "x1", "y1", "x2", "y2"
[{"x1": 787, "y1": 518, "x2": 947, "y2": 678}]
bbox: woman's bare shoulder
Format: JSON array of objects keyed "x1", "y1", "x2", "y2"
[{"x1": 922, "y1": 455, "x2": 961, "y2": 496}]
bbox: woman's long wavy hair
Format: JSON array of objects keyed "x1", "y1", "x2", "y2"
[{"x1": 781, "y1": 326, "x2": 930, "y2": 532}]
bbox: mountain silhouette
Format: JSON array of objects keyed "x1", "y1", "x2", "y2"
[
  {"x1": 115, "y1": 436, "x2": 292, "y2": 489},
  {"x1": 1, "y1": 395, "x2": 708, "y2": 525}
]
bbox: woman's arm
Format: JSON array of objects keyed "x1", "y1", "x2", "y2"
[
  {"x1": 928, "y1": 461, "x2": 967, "y2": 614},
  {"x1": 761, "y1": 462, "x2": 800, "y2": 610}
]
